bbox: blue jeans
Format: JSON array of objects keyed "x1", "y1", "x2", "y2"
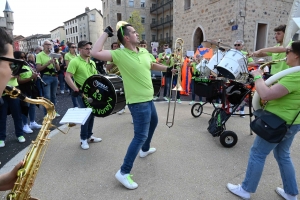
[
  {"x1": 164, "y1": 76, "x2": 172, "y2": 98},
  {"x1": 65, "y1": 78, "x2": 79, "y2": 107},
  {"x1": 58, "y1": 73, "x2": 65, "y2": 91},
  {"x1": 21, "y1": 97, "x2": 36, "y2": 124},
  {"x1": 42, "y1": 75, "x2": 58, "y2": 114},
  {"x1": 121, "y1": 101, "x2": 158, "y2": 174},
  {"x1": 77, "y1": 96, "x2": 95, "y2": 140},
  {"x1": 242, "y1": 124, "x2": 300, "y2": 195},
  {"x1": 0, "y1": 96, "x2": 24, "y2": 140},
  {"x1": 190, "y1": 79, "x2": 202, "y2": 101},
  {"x1": 36, "y1": 78, "x2": 43, "y2": 96}
]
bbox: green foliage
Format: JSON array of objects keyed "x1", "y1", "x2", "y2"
[{"x1": 127, "y1": 10, "x2": 145, "y2": 36}]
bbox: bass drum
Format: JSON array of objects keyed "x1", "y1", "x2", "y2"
[
  {"x1": 206, "y1": 50, "x2": 224, "y2": 76},
  {"x1": 82, "y1": 74, "x2": 126, "y2": 117},
  {"x1": 151, "y1": 70, "x2": 162, "y2": 96}
]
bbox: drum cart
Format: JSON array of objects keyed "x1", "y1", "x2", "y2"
[
  {"x1": 207, "y1": 80, "x2": 255, "y2": 148},
  {"x1": 191, "y1": 77, "x2": 225, "y2": 118}
]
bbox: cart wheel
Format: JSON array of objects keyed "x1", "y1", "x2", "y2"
[
  {"x1": 191, "y1": 103, "x2": 203, "y2": 117},
  {"x1": 220, "y1": 131, "x2": 238, "y2": 148}
]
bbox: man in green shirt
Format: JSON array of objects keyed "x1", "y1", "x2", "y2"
[
  {"x1": 91, "y1": 24, "x2": 174, "y2": 190},
  {"x1": 36, "y1": 40, "x2": 60, "y2": 116},
  {"x1": 65, "y1": 41, "x2": 102, "y2": 150}
]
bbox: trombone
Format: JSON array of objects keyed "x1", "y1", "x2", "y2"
[{"x1": 166, "y1": 38, "x2": 184, "y2": 128}]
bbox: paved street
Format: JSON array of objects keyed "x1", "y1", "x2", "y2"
[{"x1": 1, "y1": 97, "x2": 300, "y2": 199}]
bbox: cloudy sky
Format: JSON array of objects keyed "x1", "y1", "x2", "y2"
[{"x1": 0, "y1": 0, "x2": 102, "y2": 36}]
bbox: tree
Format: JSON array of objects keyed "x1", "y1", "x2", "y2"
[{"x1": 127, "y1": 10, "x2": 145, "y2": 37}]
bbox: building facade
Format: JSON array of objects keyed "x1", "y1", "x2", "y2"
[
  {"x1": 102, "y1": 0, "x2": 294, "y2": 54},
  {"x1": 50, "y1": 26, "x2": 66, "y2": 44},
  {"x1": 0, "y1": 0, "x2": 14, "y2": 37},
  {"x1": 64, "y1": 7, "x2": 103, "y2": 46}
]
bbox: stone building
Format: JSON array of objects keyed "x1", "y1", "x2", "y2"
[
  {"x1": 0, "y1": 0, "x2": 14, "y2": 37},
  {"x1": 174, "y1": 0, "x2": 294, "y2": 54},
  {"x1": 50, "y1": 26, "x2": 66, "y2": 44},
  {"x1": 64, "y1": 7, "x2": 103, "y2": 46},
  {"x1": 102, "y1": 0, "x2": 294, "y2": 54}
]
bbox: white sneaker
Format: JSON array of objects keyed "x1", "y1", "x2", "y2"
[
  {"x1": 115, "y1": 170, "x2": 138, "y2": 189},
  {"x1": 117, "y1": 108, "x2": 125, "y2": 115},
  {"x1": 153, "y1": 96, "x2": 158, "y2": 100},
  {"x1": 23, "y1": 124, "x2": 33, "y2": 134},
  {"x1": 177, "y1": 99, "x2": 182, "y2": 104},
  {"x1": 66, "y1": 89, "x2": 70, "y2": 93},
  {"x1": 163, "y1": 97, "x2": 169, "y2": 101},
  {"x1": 80, "y1": 139, "x2": 89, "y2": 150},
  {"x1": 226, "y1": 183, "x2": 250, "y2": 200},
  {"x1": 88, "y1": 136, "x2": 102, "y2": 143},
  {"x1": 55, "y1": 112, "x2": 60, "y2": 117},
  {"x1": 276, "y1": 187, "x2": 297, "y2": 200},
  {"x1": 139, "y1": 147, "x2": 156, "y2": 158},
  {"x1": 199, "y1": 101, "x2": 203, "y2": 105},
  {"x1": 18, "y1": 136, "x2": 26, "y2": 143},
  {"x1": 0, "y1": 140, "x2": 5, "y2": 147},
  {"x1": 60, "y1": 90, "x2": 64, "y2": 94},
  {"x1": 189, "y1": 101, "x2": 195, "y2": 105},
  {"x1": 29, "y1": 121, "x2": 42, "y2": 129}
]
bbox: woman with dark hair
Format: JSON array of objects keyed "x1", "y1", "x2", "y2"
[
  {"x1": 227, "y1": 41, "x2": 300, "y2": 200},
  {"x1": 15, "y1": 51, "x2": 42, "y2": 134}
]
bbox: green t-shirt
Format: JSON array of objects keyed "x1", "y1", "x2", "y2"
[
  {"x1": 7, "y1": 77, "x2": 18, "y2": 87},
  {"x1": 265, "y1": 71, "x2": 300, "y2": 124},
  {"x1": 36, "y1": 51, "x2": 58, "y2": 75},
  {"x1": 66, "y1": 56, "x2": 98, "y2": 88},
  {"x1": 241, "y1": 50, "x2": 254, "y2": 63},
  {"x1": 110, "y1": 47, "x2": 155, "y2": 104},
  {"x1": 19, "y1": 65, "x2": 33, "y2": 80},
  {"x1": 158, "y1": 52, "x2": 171, "y2": 67},
  {"x1": 266, "y1": 44, "x2": 289, "y2": 75},
  {"x1": 64, "y1": 52, "x2": 77, "y2": 62}
]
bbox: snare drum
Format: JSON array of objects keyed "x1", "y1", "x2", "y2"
[
  {"x1": 207, "y1": 50, "x2": 225, "y2": 75},
  {"x1": 217, "y1": 49, "x2": 247, "y2": 79},
  {"x1": 82, "y1": 74, "x2": 126, "y2": 117}
]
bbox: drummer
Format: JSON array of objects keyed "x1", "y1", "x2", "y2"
[
  {"x1": 233, "y1": 40, "x2": 256, "y2": 117},
  {"x1": 65, "y1": 40, "x2": 102, "y2": 150}
]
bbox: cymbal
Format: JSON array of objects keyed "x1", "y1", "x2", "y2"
[
  {"x1": 219, "y1": 43, "x2": 232, "y2": 49},
  {"x1": 201, "y1": 40, "x2": 218, "y2": 49}
]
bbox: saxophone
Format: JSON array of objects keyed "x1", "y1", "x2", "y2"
[{"x1": 4, "y1": 86, "x2": 56, "y2": 200}]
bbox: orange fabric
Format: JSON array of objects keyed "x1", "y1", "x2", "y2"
[
  {"x1": 194, "y1": 48, "x2": 213, "y2": 59},
  {"x1": 180, "y1": 58, "x2": 192, "y2": 95}
]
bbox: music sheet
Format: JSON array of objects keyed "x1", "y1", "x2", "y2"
[{"x1": 59, "y1": 108, "x2": 92, "y2": 125}]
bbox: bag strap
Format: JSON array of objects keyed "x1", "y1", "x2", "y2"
[{"x1": 289, "y1": 111, "x2": 300, "y2": 127}]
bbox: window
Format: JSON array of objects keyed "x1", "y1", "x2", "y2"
[
  {"x1": 142, "y1": 34, "x2": 145, "y2": 40},
  {"x1": 66, "y1": 30, "x2": 68, "y2": 35},
  {"x1": 104, "y1": 17, "x2": 106, "y2": 27},
  {"x1": 83, "y1": 17, "x2": 85, "y2": 20},
  {"x1": 141, "y1": 17, "x2": 145, "y2": 24},
  {"x1": 129, "y1": 0, "x2": 134, "y2": 7},
  {"x1": 141, "y1": 0, "x2": 145, "y2": 7},
  {"x1": 116, "y1": 0, "x2": 121, "y2": 5},
  {"x1": 90, "y1": 14, "x2": 95, "y2": 22},
  {"x1": 117, "y1": 13, "x2": 122, "y2": 21},
  {"x1": 76, "y1": 36, "x2": 78, "y2": 43},
  {"x1": 103, "y1": 2, "x2": 105, "y2": 9},
  {"x1": 152, "y1": 18, "x2": 155, "y2": 24},
  {"x1": 184, "y1": 0, "x2": 191, "y2": 10},
  {"x1": 160, "y1": 34, "x2": 162, "y2": 39},
  {"x1": 152, "y1": 35, "x2": 156, "y2": 41},
  {"x1": 75, "y1": 26, "x2": 78, "y2": 32},
  {"x1": 73, "y1": 27, "x2": 75, "y2": 33}
]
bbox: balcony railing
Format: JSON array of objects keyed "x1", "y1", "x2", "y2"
[
  {"x1": 151, "y1": 15, "x2": 173, "y2": 28},
  {"x1": 150, "y1": 0, "x2": 173, "y2": 12}
]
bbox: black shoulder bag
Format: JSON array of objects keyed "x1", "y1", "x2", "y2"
[{"x1": 250, "y1": 109, "x2": 300, "y2": 143}]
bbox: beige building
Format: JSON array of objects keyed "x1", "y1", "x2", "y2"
[
  {"x1": 102, "y1": 0, "x2": 295, "y2": 54},
  {"x1": 0, "y1": 0, "x2": 14, "y2": 37},
  {"x1": 64, "y1": 7, "x2": 103, "y2": 46},
  {"x1": 50, "y1": 26, "x2": 66, "y2": 44}
]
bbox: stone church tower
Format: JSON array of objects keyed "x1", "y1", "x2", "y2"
[{"x1": 0, "y1": 0, "x2": 14, "y2": 37}]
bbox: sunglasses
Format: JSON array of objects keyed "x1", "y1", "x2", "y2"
[
  {"x1": 286, "y1": 48, "x2": 293, "y2": 55},
  {"x1": 234, "y1": 44, "x2": 241, "y2": 46},
  {"x1": 82, "y1": 48, "x2": 92, "y2": 51},
  {"x1": 70, "y1": 46, "x2": 76, "y2": 49},
  {"x1": 0, "y1": 56, "x2": 24, "y2": 76}
]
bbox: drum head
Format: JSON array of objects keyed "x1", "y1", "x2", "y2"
[{"x1": 82, "y1": 75, "x2": 120, "y2": 117}]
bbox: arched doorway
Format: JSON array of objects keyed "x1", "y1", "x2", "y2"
[{"x1": 193, "y1": 27, "x2": 204, "y2": 51}]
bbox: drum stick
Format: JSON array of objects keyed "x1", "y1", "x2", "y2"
[{"x1": 82, "y1": 93, "x2": 93, "y2": 103}]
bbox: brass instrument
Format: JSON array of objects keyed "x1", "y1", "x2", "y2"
[
  {"x1": 4, "y1": 86, "x2": 66, "y2": 200},
  {"x1": 258, "y1": 58, "x2": 287, "y2": 70},
  {"x1": 108, "y1": 64, "x2": 120, "y2": 76},
  {"x1": 166, "y1": 38, "x2": 184, "y2": 128}
]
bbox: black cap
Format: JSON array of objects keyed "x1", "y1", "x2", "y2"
[{"x1": 78, "y1": 41, "x2": 92, "y2": 48}]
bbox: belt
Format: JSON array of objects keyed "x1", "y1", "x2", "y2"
[{"x1": 43, "y1": 74, "x2": 57, "y2": 77}]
